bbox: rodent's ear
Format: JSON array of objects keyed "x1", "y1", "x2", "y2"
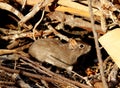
[{"x1": 68, "y1": 39, "x2": 78, "y2": 49}]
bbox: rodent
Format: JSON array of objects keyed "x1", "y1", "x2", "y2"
[{"x1": 28, "y1": 39, "x2": 91, "y2": 70}]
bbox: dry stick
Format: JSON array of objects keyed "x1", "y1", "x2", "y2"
[
  {"x1": 0, "y1": 65, "x2": 91, "y2": 88},
  {"x1": 19, "y1": 0, "x2": 52, "y2": 27},
  {"x1": 21, "y1": 60, "x2": 77, "y2": 87},
  {"x1": 20, "y1": 56, "x2": 92, "y2": 88},
  {"x1": 0, "y1": 2, "x2": 23, "y2": 19},
  {"x1": 21, "y1": 0, "x2": 27, "y2": 10},
  {"x1": 22, "y1": 61, "x2": 78, "y2": 88},
  {"x1": 108, "y1": 64, "x2": 118, "y2": 82},
  {"x1": 19, "y1": 0, "x2": 44, "y2": 26},
  {"x1": 47, "y1": 25, "x2": 70, "y2": 41},
  {"x1": 0, "y1": 43, "x2": 31, "y2": 56},
  {"x1": 12, "y1": 73, "x2": 31, "y2": 88},
  {"x1": 1, "y1": 31, "x2": 42, "y2": 40},
  {"x1": 0, "y1": 81, "x2": 15, "y2": 86},
  {"x1": 20, "y1": 58, "x2": 53, "y2": 77},
  {"x1": 100, "y1": 10, "x2": 107, "y2": 32},
  {"x1": 20, "y1": 56, "x2": 53, "y2": 76},
  {"x1": 14, "y1": 43, "x2": 32, "y2": 51},
  {"x1": 99, "y1": 0, "x2": 107, "y2": 32},
  {"x1": 0, "y1": 65, "x2": 74, "y2": 87},
  {"x1": 0, "y1": 2, "x2": 32, "y2": 30},
  {"x1": 33, "y1": 10, "x2": 45, "y2": 40},
  {"x1": 88, "y1": 0, "x2": 108, "y2": 88},
  {"x1": 0, "y1": 49, "x2": 16, "y2": 55}
]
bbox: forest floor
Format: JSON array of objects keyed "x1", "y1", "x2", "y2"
[{"x1": 0, "y1": 0, "x2": 120, "y2": 88}]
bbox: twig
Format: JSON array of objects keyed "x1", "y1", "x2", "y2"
[
  {"x1": 57, "y1": 0, "x2": 100, "y2": 18},
  {"x1": 47, "y1": 25, "x2": 69, "y2": 41},
  {"x1": 99, "y1": 0, "x2": 108, "y2": 32},
  {"x1": 1, "y1": 31, "x2": 42, "y2": 40},
  {"x1": 71, "y1": 71, "x2": 92, "y2": 86},
  {"x1": 20, "y1": 58, "x2": 52, "y2": 76},
  {"x1": 0, "y1": 81, "x2": 15, "y2": 85},
  {"x1": 0, "y1": 65, "x2": 74, "y2": 87},
  {"x1": 0, "y1": 65, "x2": 92, "y2": 88},
  {"x1": 100, "y1": 12, "x2": 107, "y2": 32},
  {"x1": 33, "y1": 10, "x2": 45, "y2": 40},
  {"x1": 88, "y1": 0, "x2": 108, "y2": 88},
  {"x1": 20, "y1": 59, "x2": 78, "y2": 88},
  {"x1": 14, "y1": 43, "x2": 32, "y2": 51},
  {"x1": 0, "y1": 2, "x2": 32, "y2": 30},
  {"x1": 99, "y1": 0, "x2": 108, "y2": 6},
  {"x1": 19, "y1": 55, "x2": 93, "y2": 88},
  {"x1": 21, "y1": 55, "x2": 92, "y2": 86},
  {"x1": 108, "y1": 64, "x2": 118, "y2": 82},
  {"x1": 21, "y1": 0, "x2": 27, "y2": 10},
  {"x1": 19, "y1": 0, "x2": 52, "y2": 27},
  {"x1": 0, "y1": 2, "x2": 23, "y2": 19},
  {"x1": 0, "y1": 49, "x2": 16, "y2": 55},
  {"x1": 12, "y1": 73, "x2": 31, "y2": 88}
]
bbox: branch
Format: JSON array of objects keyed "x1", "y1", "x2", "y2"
[{"x1": 88, "y1": 0, "x2": 108, "y2": 88}]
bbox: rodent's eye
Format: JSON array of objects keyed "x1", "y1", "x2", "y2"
[{"x1": 79, "y1": 44, "x2": 85, "y2": 49}]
